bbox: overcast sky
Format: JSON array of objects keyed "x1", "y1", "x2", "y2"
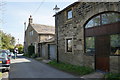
[{"x1": 1, "y1": 0, "x2": 76, "y2": 45}]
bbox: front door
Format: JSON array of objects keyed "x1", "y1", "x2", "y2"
[{"x1": 95, "y1": 36, "x2": 110, "y2": 72}]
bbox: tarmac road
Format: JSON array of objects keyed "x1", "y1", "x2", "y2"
[{"x1": 9, "y1": 55, "x2": 76, "y2": 78}]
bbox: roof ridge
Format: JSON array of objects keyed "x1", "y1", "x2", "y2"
[{"x1": 31, "y1": 23, "x2": 54, "y2": 27}]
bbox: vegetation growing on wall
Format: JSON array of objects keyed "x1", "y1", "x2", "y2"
[{"x1": 28, "y1": 44, "x2": 35, "y2": 56}]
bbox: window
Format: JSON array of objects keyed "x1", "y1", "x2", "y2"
[
  {"x1": 110, "y1": 34, "x2": 120, "y2": 55},
  {"x1": 66, "y1": 38, "x2": 73, "y2": 52},
  {"x1": 102, "y1": 13, "x2": 120, "y2": 25},
  {"x1": 85, "y1": 19, "x2": 94, "y2": 28},
  {"x1": 85, "y1": 37, "x2": 95, "y2": 55},
  {"x1": 31, "y1": 31, "x2": 33, "y2": 35},
  {"x1": 85, "y1": 16, "x2": 100, "y2": 28},
  {"x1": 67, "y1": 9, "x2": 72, "y2": 19},
  {"x1": 29, "y1": 31, "x2": 33, "y2": 36},
  {"x1": 93, "y1": 16, "x2": 101, "y2": 26},
  {"x1": 85, "y1": 12, "x2": 120, "y2": 28}
]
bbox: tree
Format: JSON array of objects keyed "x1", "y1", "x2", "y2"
[
  {"x1": 0, "y1": 30, "x2": 16, "y2": 49},
  {"x1": 15, "y1": 44, "x2": 24, "y2": 53},
  {"x1": 11, "y1": 37, "x2": 15, "y2": 46}
]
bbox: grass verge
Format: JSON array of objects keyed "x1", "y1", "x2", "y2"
[
  {"x1": 47, "y1": 60, "x2": 94, "y2": 76},
  {"x1": 0, "y1": 72, "x2": 2, "y2": 78},
  {"x1": 104, "y1": 73, "x2": 120, "y2": 80}
]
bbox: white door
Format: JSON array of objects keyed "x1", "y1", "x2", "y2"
[{"x1": 49, "y1": 44, "x2": 56, "y2": 60}]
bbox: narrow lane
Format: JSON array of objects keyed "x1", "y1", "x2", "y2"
[{"x1": 9, "y1": 55, "x2": 76, "y2": 78}]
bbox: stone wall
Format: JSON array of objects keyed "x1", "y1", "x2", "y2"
[
  {"x1": 55, "y1": 2, "x2": 120, "y2": 71},
  {"x1": 25, "y1": 25, "x2": 39, "y2": 54}
]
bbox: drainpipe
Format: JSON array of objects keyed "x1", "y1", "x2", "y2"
[
  {"x1": 55, "y1": 16, "x2": 59, "y2": 63},
  {"x1": 53, "y1": 5, "x2": 60, "y2": 63}
]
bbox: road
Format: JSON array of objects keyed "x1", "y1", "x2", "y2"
[{"x1": 9, "y1": 55, "x2": 76, "y2": 78}]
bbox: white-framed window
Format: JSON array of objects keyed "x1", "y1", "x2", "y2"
[
  {"x1": 67, "y1": 9, "x2": 73, "y2": 19},
  {"x1": 65, "y1": 37, "x2": 73, "y2": 53},
  {"x1": 29, "y1": 30, "x2": 33, "y2": 36}
]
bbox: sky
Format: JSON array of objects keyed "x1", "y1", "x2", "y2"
[{"x1": 0, "y1": 0, "x2": 77, "y2": 45}]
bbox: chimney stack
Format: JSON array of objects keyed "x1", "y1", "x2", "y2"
[{"x1": 29, "y1": 15, "x2": 33, "y2": 24}]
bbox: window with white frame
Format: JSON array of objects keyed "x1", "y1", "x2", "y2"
[
  {"x1": 29, "y1": 30, "x2": 33, "y2": 36},
  {"x1": 67, "y1": 9, "x2": 73, "y2": 19}
]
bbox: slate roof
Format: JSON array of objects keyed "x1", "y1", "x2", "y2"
[{"x1": 31, "y1": 24, "x2": 55, "y2": 34}]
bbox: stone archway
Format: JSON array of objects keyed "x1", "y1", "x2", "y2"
[
  {"x1": 76, "y1": 2, "x2": 120, "y2": 72},
  {"x1": 76, "y1": 2, "x2": 120, "y2": 49}
]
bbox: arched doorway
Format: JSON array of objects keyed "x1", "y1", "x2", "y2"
[{"x1": 84, "y1": 11, "x2": 120, "y2": 72}]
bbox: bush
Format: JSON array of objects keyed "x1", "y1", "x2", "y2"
[
  {"x1": 31, "y1": 53, "x2": 38, "y2": 58},
  {"x1": 15, "y1": 44, "x2": 24, "y2": 54},
  {"x1": 18, "y1": 46, "x2": 24, "y2": 53}
]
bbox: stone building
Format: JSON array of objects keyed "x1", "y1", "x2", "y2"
[
  {"x1": 54, "y1": 2, "x2": 120, "y2": 73},
  {"x1": 24, "y1": 15, "x2": 55, "y2": 56}
]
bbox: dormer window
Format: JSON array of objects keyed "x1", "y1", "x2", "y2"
[{"x1": 67, "y1": 9, "x2": 72, "y2": 19}]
